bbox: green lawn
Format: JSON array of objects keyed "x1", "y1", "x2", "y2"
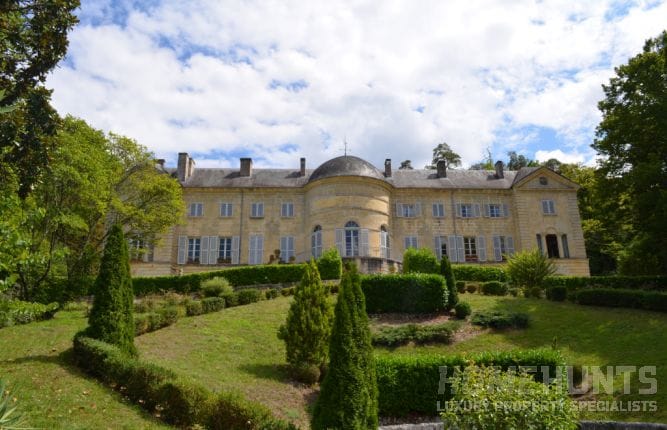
[
  {"x1": 139, "y1": 294, "x2": 667, "y2": 425},
  {"x1": 2, "y1": 294, "x2": 666, "y2": 428},
  {"x1": 0, "y1": 310, "x2": 170, "y2": 430}
]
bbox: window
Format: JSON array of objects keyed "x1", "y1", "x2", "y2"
[
  {"x1": 220, "y1": 202, "x2": 233, "y2": 217},
  {"x1": 546, "y1": 234, "x2": 560, "y2": 258},
  {"x1": 218, "y1": 237, "x2": 232, "y2": 263},
  {"x1": 434, "y1": 236, "x2": 448, "y2": 259},
  {"x1": 463, "y1": 237, "x2": 477, "y2": 262},
  {"x1": 432, "y1": 202, "x2": 445, "y2": 218},
  {"x1": 187, "y1": 237, "x2": 201, "y2": 263},
  {"x1": 396, "y1": 203, "x2": 420, "y2": 218},
  {"x1": 311, "y1": 226, "x2": 323, "y2": 258},
  {"x1": 248, "y1": 235, "x2": 263, "y2": 264},
  {"x1": 128, "y1": 239, "x2": 153, "y2": 262},
  {"x1": 345, "y1": 221, "x2": 360, "y2": 257},
  {"x1": 280, "y1": 236, "x2": 295, "y2": 262},
  {"x1": 281, "y1": 202, "x2": 294, "y2": 217},
  {"x1": 380, "y1": 226, "x2": 390, "y2": 259},
  {"x1": 562, "y1": 234, "x2": 570, "y2": 258},
  {"x1": 539, "y1": 176, "x2": 548, "y2": 185},
  {"x1": 456, "y1": 203, "x2": 480, "y2": 218},
  {"x1": 541, "y1": 199, "x2": 556, "y2": 215},
  {"x1": 488, "y1": 204, "x2": 501, "y2": 218},
  {"x1": 188, "y1": 203, "x2": 203, "y2": 217},
  {"x1": 251, "y1": 202, "x2": 264, "y2": 218},
  {"x1": 536, "y1": 234, "x2": 544, "y2": 254},
  {"x1": 404, "y1": 236, "x2": 418, "y2": 250},
  {"x1": 492, "y1": 235, "x2": 515, "y2": 261}
]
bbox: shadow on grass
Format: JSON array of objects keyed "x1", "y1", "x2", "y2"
[{"x1": 239, "y1": 362, "x2": 291, "y2": 383}]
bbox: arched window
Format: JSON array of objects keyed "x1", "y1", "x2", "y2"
[
  {"x1": 344, "y1": 221, "x2": 360, "y2": 257},
  {"x1": 380, "y1": 226, "x2": 390, "y2": 259},
  {"x1": 311, "y1": 225, "x2": 323, "y2": 258}
]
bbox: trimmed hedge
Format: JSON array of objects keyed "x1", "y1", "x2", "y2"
[
  {"x1": 403, "y1": 248, "x2": 439, "y2": 274},
  {"x1": 452, "y1": 265, "x2": 507, "y2": 282},
  {"x1": 372, "y1": 323, "x2": 456, "y2": 347},
  {"x1": 573, "y1": 288, "x2": 667, "y2": 312},
  {"x1": 72, "y1": 336, "x2": 297, "y2": 429},
  {"x1": 0, "y1": 300, "x2": 59, "y2": 328},
  {"x1": 316, "y1": 248, "x2": 343, "y2": 281},
  {"x1": 480, "y1": 281, "x2": 508, "y2": 296},
  {"x1": 546, "y1": 285, "x2": 568, "y2": 301},
  {"x1": 361, "y1": 274, "x2": 448, "y2": 313},
  {"x1": 543, "y1": 275, "x2": 667, "y2": 292},
  {"x1": 471, "y1": 311, "x2": 530, "y2": 329},
  {"x1": 375, "y1": 349, "x2": 565, "y2": 417}
]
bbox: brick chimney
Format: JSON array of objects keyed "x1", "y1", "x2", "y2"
[
  {"x1": 177, "y1": 153, "x2": 195, "y2": 182},
  {"x1": 384, "y1": 159, "x2": 392, "y2": 177},
  {"x1": 300, "y1": 157, "x2": 306, "y2": 176},
  {"x1": 436, "y1": 159, "x2": 447, "y2": 178},
  {"x1": 495, "y1": 160, "x2": 504, "y2": 179},
  {"x1": 240, "y1": 157, "x2": 253, "y2": 177}
]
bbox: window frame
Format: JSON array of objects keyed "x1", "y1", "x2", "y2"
[
  {"x1": 541, "y1": 199, "x2": 556, "y2": 215},
  {"x1": 250, "y1": 202, "x2": 264, "y2": 218},
  {"x1": 404, "y1": 235, "x2": 418, "y2": 250},
  {"x1": 220, "y1": 202, "x2": 233, "y2": 217},
  {"x1": 187, "y1": 237, "x2": 201, "y2": 263},
  {"x1": 432, "y1": 202, "x2": 445, "y2": 218},
  {"x1": 463, "y1": 236, "x2": 478, "y2": 262},
  {"x1": 281, "y1": 202, "x2": 294, "y2": 218},
  {"x1": 188, "y1": 202, "x2": 203, "y2": 217},
  {"x1": 218, "y1": 236, "x2": 233, "y2": 263}
]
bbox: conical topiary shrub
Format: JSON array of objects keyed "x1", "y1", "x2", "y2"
[
  {"x1": 277, "y1": 259, "x2": 333, "y2": 383},
  {"x1": 85, "y1": 224, "x2": 136, "y2": 356},
  {"x1": 311, "y1": 262, "x2": 378, "y2": 429}
]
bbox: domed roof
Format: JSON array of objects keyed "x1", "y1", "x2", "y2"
[{"x1": 308, "y1": 156, "x2": 385, "y2": 183}]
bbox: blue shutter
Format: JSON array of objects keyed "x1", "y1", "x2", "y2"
[
  {"x1": 177, "y1": 235, "x2": 187, "y2": 264},
  {"x1": 209, "y1": 236, "x2": 219, "y2": 264},
  {"x1": 493, "y1": 236, "x2": 502, "y2": 262},
  {"x1": 456, "y1": 236, "x2": 465, "y2": 262},
  {"x1": 448, "y1": 236, "x2": 458, "y2": 262},
  {"x1": 231, "y1": 236, "x2": 240, "y2": 264},
  {"x1": 477, "y1": 236, "x2": 487, "y2": 262},
  {"x1": 335, "y1": 229, "x2": 344, "y2": 256},
  {"x1": 360, "y1": 229, "x2": 369, "y2": 256}
]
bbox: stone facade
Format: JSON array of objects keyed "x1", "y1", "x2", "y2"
[{"x1": 131, "y1": 154, "x2": 590, "y2": 277}]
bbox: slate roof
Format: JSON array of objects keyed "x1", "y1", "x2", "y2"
[{"x1": 168, "y1": 158, "x2": 544, "y2": 190}]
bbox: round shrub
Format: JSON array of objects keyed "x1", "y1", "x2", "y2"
[
  {"x1": 222, "y1": 292, "x2": 239, "y2": 307},
  {"x1": 403, "y1": 248, "x2": 439, "y2": 274},
  {"x1": 525, "y1": 286, "x2": 543, "y2": 299},
  {"x1": 291, "y1": 364, "x2": 321, "y2": 385},
  {"x1": 201, "y1": 277, "x2": 233, "y2": 298},
  {"x1": 546, "y1": 285, "x2": 568, "y2": 302},
  {"x1": 185, "y1": 300, "x2": 203, "y2": 316},
  {"x1": 265, "y1": 288, "x2": 279, "y2": 300},
  {"x1": 465, "y1": 283, "x2": 478, "y2": 294},
  {"x1": 456, "y1": 281, "x2": 466, "y2": 293},
  {"x1": 237, "y1": 289, "x2": 262, "y2": 305},
  {"x1": 454, "y1": 301, "x2": 472, "y2": 319},
  {"x1": 441, "y1": 365, "x2": 577, "y2": 430},
  {"x1": 480, "y1": 281, "x2": 509, "y2": 296},
  {"x1": 317, "y1": 248, "x2": 343, "y2": 280}
]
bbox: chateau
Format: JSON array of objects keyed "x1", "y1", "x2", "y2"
[{"x1": 131, "y1": 153, "x2": 590, "y2": 277}]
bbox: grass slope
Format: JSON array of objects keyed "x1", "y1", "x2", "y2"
[{"x1": 0, "y1": 310, "x2": 170, "y2": 429}]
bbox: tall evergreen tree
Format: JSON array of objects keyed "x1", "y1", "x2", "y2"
[
  {"x1": 440, "y1": 255, "x2": 458, "y2": 309},
  {"x1": 85, "y1": 224, "x2": 136, "y2": 356},
  {"x1": 277, "y1": 260, "x2": 333, "y2": 382},
  {"x1": 311, "y1": 263, "x2": 378, "y2": 430}
]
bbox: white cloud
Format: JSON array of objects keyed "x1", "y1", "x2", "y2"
[{"x1": 47, "y1": 0, "x2": 667, "y2": 170}]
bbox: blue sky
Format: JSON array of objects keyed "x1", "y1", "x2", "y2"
[{"x1": 47, "y1": 0, "x2": 667, "y2": 170}]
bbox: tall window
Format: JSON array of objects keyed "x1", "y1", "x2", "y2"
[
  {"x1": 345, "y1": 221, "x2": 360, "y2": 257},
  {"x1": 463, "y1": 236, "x2": 477, "y2": 262},
  {"x1": 280, "y1": 236, "x2": 295, "y2": 262},
  {"x1": 128, "y1": 239, "x2": 153, "y2": 262},
  {"x1": 188, "y1": 202, "x2": 203, "y2": 217},
  {"x1": 251, "y1": 202, "x2": 264, "y2": 218},
  {"x1": 434, "y1": 236, "x2": 448, "y2": 259},
  {"x1": 187, "y1": 237, "x2": 201, "y2": 263},
  {"x1": 248, "y1": 235, "x2": 263, "y2": 264},
  {"x1": 432, "y1": 202, "x2": 445, "y2": 218},
  {"x1": 281, "y1": 202, "x2": 294, "y2": 217},
  {"x1": 562, "y1": 234, "x2": 570, "y2": 258},
  {"x1": 404, "y1": 236, "x2": 418, "y2": 250},
  {"x1": 542, "y1": 199, "x2": 556, "y2": 215},
  {"x1": 380, "y1": 226, "x2": 390, "y2": 259},
  {"x1": 492, "y1": 235, "x2": 515, "y2": 261},
  {"x1": 311, "y1": 225, "x2": 323, "y2": 258},
  {"x1": 218, "y1": 237, "x2": 232, "y2": 263},
  {"x1": 546, "y1": 234, "x2": 560, "y2": 258},
  {"x1": 220, "y1": 202, "x2": 233, "y2": 217}
]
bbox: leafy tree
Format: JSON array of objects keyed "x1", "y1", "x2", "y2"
[
  {"x1": 9, "y1": 116, "x2": 183, "y2": 301},
  {"x1": 428, "y1": 142, "x2": 461, "y2": 168},
  {"x1": 277, "y1": 260, "x2": 333, "y2": 383},
  {"x1": 440, "y1": 255, "x2": 458, "y2": 309},
  {"x1": 469, "y1": 148, "x2": 494, "y2": 170},
  {"x1": 85, "y1": 224, "x2": 136, "y2": 356},
  {"x1": 506, "y1": 249, "x2": 556, "y2": 290},
  {"x1": 542, "y1": 158, "x2": 563, "y2": 172},
  {"x1": 398, "y1": 160, "x2": 413, "y2": 170},
  {"x1": 507, "y1": 151, "x2": 539, "y2": 170},
  {"x1": 311, "y1": 263, "x2": 378, "y2": 429},
  {"x1": 592, "y1": 31, "x2": 667, "y2": 275},
  {"x1": 0, "y1": 0, "x2": 79, "y2": 197}
]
